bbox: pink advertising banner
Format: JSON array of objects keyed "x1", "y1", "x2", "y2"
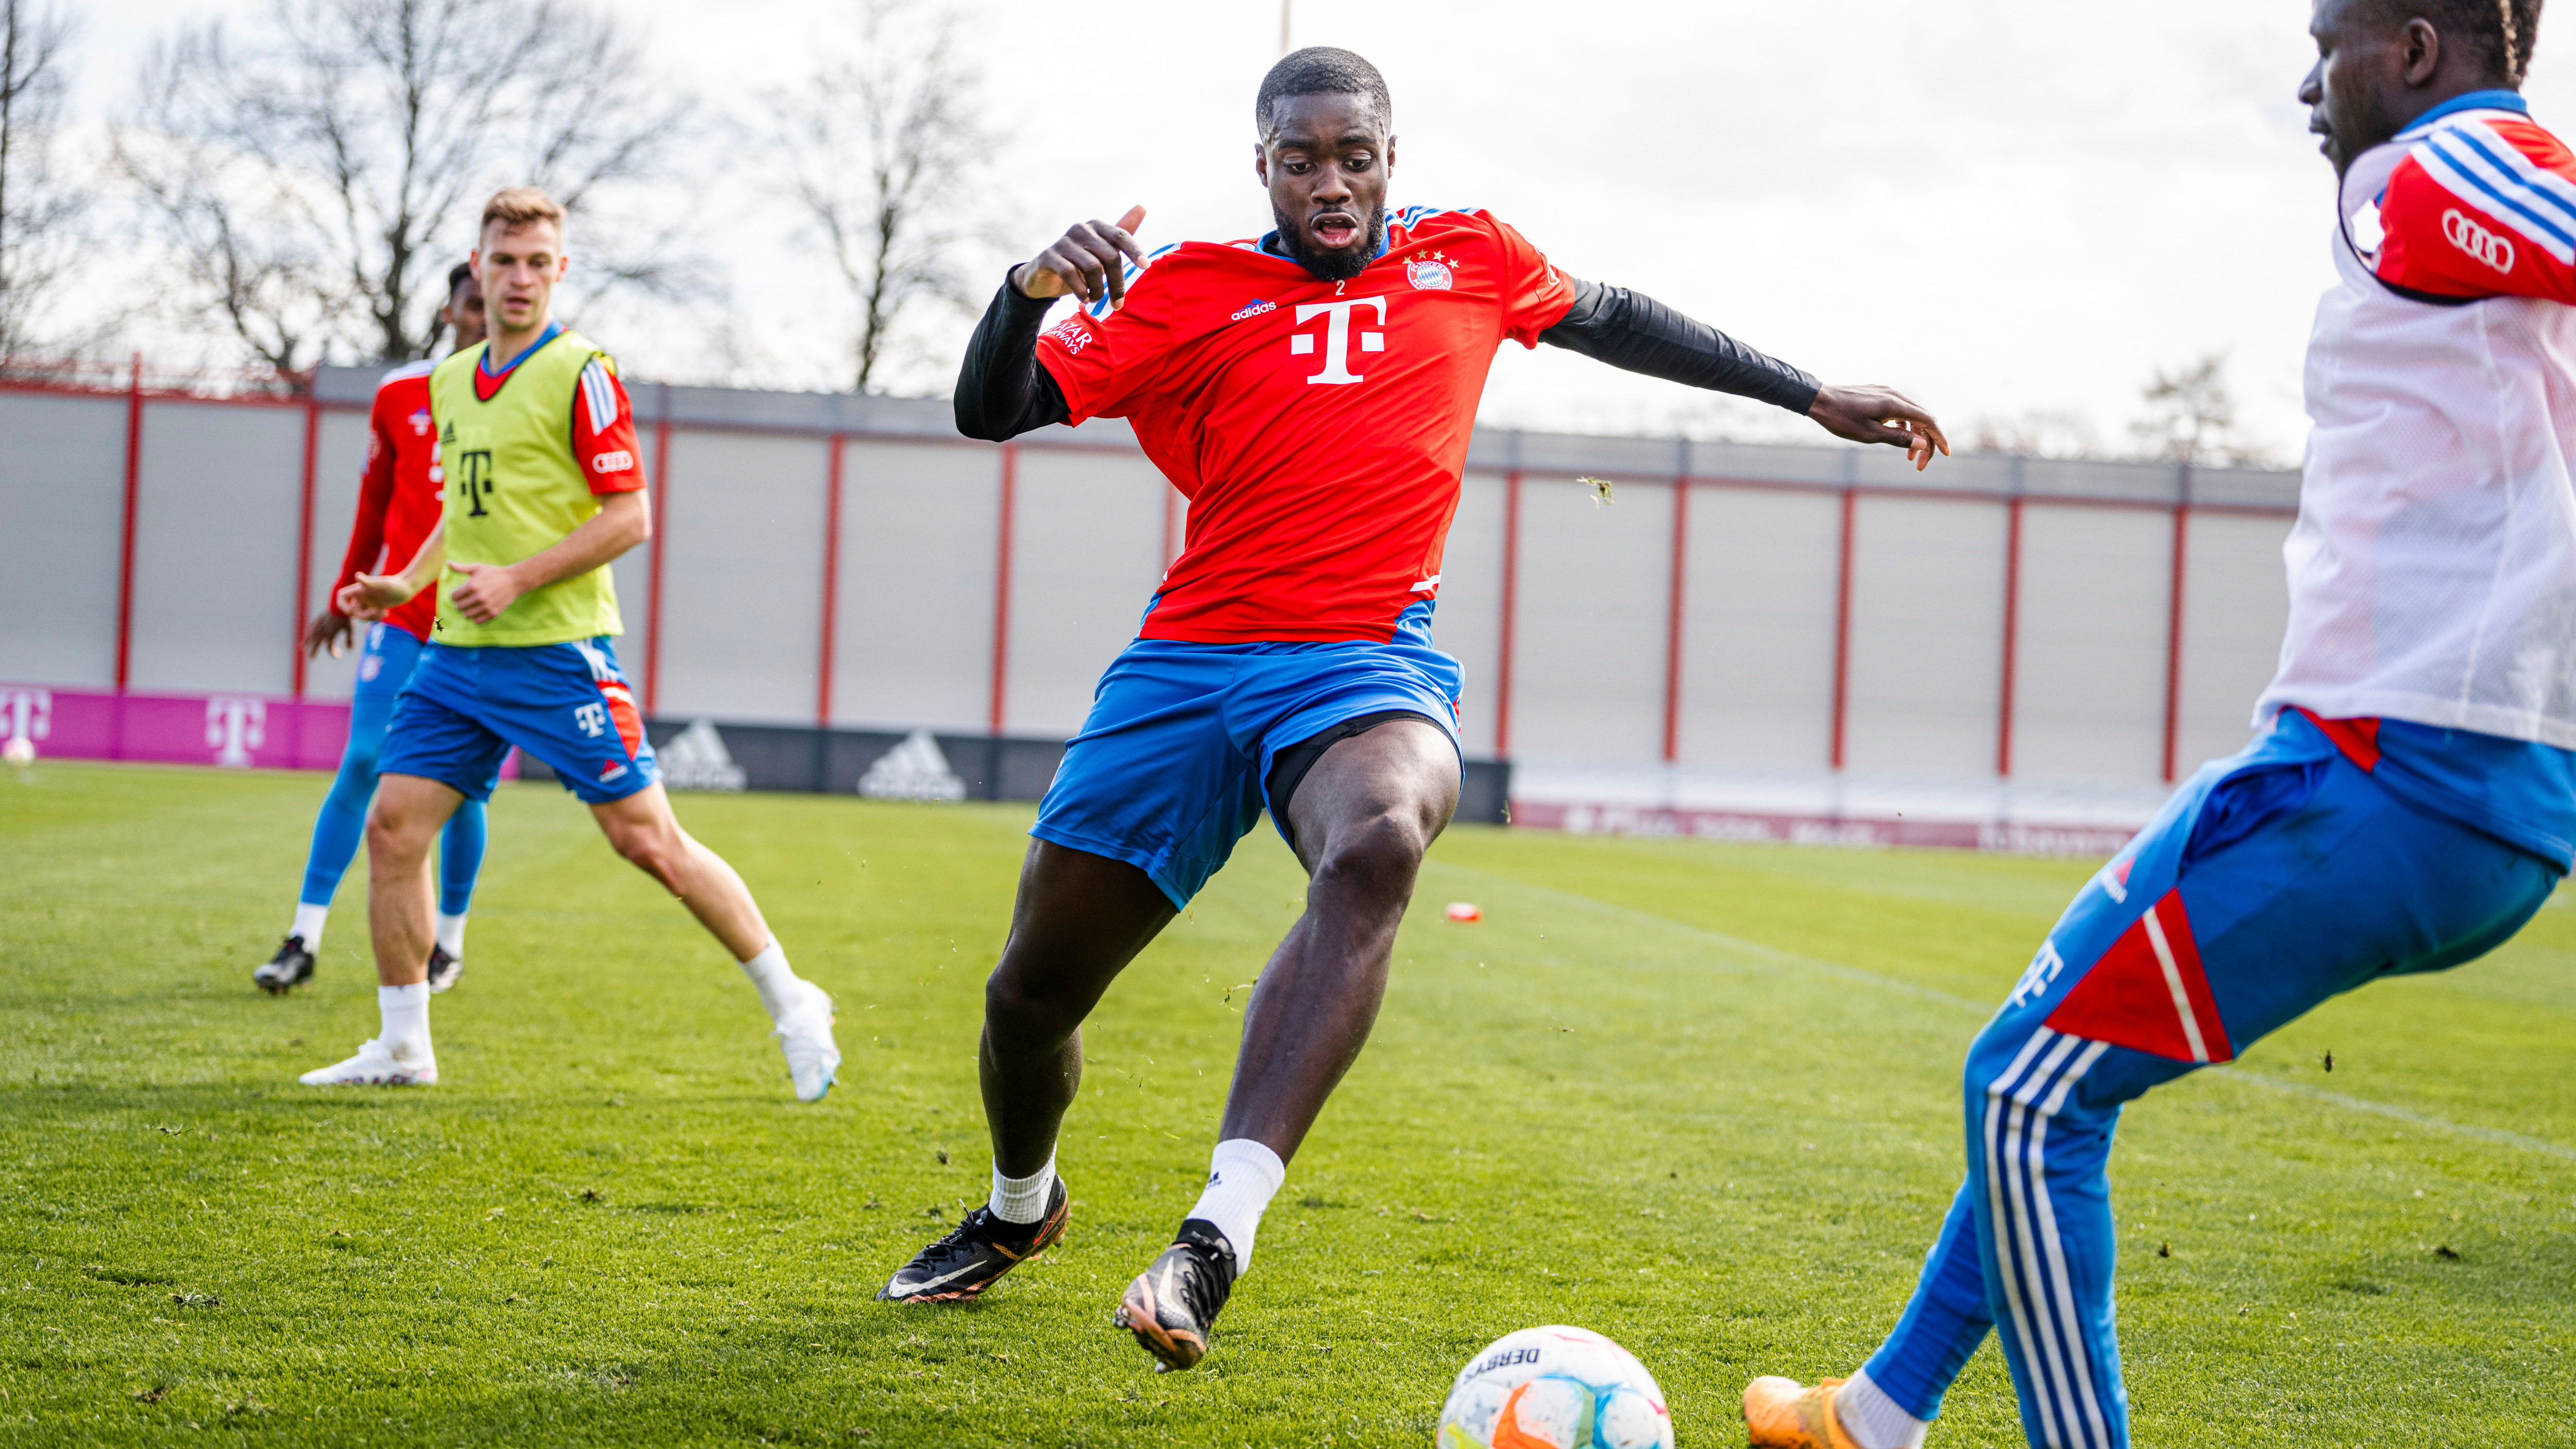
[
  {"x1": 0, "y1": 684, "x2": 352, "y2": 771},
  {"x1": 1509, "y1": 799, "x2": 2138, "y2": 859}
]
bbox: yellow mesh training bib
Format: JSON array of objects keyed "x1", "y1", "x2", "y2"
[{"x1": 427, "y1": 328, "x2": 629, "y2": 646}]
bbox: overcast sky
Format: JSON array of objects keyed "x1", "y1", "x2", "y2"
[{"x1": 63, "y1": 0, "x2": 2576, "y2": 458}]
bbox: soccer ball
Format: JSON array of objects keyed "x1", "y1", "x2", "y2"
[
  {"x1": 2, "y1": 736, "x2": 32, "y2": 768},
  {"x1": 1437, "y1": 1325, "x2": 1675, "y2": 1449}
]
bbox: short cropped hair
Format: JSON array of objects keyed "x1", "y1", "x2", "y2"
[
  {"x1": 479, "y1": 186, "x2": 565, "y2": 242},
  {"x1": 1254, "y1": 46, "x2": 1392, "y2": 138},
  {"x1": 446, "y1": 261, "x2": 475, "y2": 295},
  {"x1": 2368, "y1": 0, "x2": 2544, "y2": 84}
]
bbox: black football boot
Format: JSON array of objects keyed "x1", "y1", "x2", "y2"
[
  {"x1": 1114, "y1": 1218, "x2": 1239, "y2": 1371},
  {"x1": 876, "y1": 1179, "x2": 1070, "y2": 1303},
  {"x1": 253, "y1": 935, "x2": 316, "y2": 995},
  {"x1": 424, "y1": 945, "x2": 463, "y2": 994}
]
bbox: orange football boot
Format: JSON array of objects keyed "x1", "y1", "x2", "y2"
[{"x1": 1743, "y1": 1375, "x2": 1863, "y2": 1449}]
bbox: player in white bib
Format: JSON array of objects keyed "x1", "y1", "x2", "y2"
[{"x1": 1745, "y1": 2, "x2": 2574, "y2": 1446}]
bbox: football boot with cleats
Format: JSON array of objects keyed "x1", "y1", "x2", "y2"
[
  {"x1": 425, "y1": 945, "x2": 463, "y2": 994},
  {"x1": 1742, "y1": 1375, "x2": 1862, "y2": 1449},
  {"x1": 1115, "y1": 1218, "x2": 1238, "y2": 1372},
  {"x1": 876, "y1": 1179, "x2": 1069, "y2": 1303},
  {"x1": 297, "y1": 1038, "x2": 437, "y2": 1087},
  {"x1": 253, "y1": 935, "x2": 316, "y2": 995}
]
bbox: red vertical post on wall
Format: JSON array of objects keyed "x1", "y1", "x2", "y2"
[
  {"x1": 990, "y1": 444, "x2": 1020, "y2": 736},
  {"x1": 645, "y1": 381, "x2": 673, "y2": 715},
  {"x1": 114, "y1": 353, "x2": 145, "y2": 693},
  {"x1": 1828, "y1": 487, "x2": 1858, "y2": 771},
  {"x1": 1996, "y1": 495, "x2": 2024, "y2": 777},
  {"x1": 291, "y1": 391, "x2": 321, "y2": 698},
  {"x1": 2161, "y1": 503, "x2": 2192, "y2": 782},
  {"x1": 1495, "y1": 469, "x2": 1524, "y2": 758},
  {"x1": 1661, "y1": 478, "x2": 1689, "y2": 763},
  {"x1": 816, "y1": 433, "x2": 846, "y2": 727}
]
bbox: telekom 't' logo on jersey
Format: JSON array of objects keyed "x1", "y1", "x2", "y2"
[{"x1": 1290, "y1": 296, "x2": 1388, "y2": 385}]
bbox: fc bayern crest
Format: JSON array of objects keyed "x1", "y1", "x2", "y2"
[{"x1": 1406, "y1": 258, "x2": 1454, "y2": 291}]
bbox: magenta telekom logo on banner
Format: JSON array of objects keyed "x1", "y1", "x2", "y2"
[
  {"x1": 1, "y1": 687, "x2": 48, "y2": 746},
  {"x1": 205, "y1": 696, "x2": 266, "y2": 767}
]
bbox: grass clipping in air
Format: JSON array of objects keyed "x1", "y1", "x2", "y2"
[{"x1": 2, "y1": 762, "x2": 2572, "y2": 1445}]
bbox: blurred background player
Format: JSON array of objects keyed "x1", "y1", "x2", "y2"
[
  {"x1": 254, "y1": 263, "x2": 490, "y2": 997},
  {"x1": 310, "y1": 188, "x2": 840, "y2": 1100},
  {"x1": 1743, "y1": 3, "x2": 2573, "y2": 1447},
  {"x1": 875, "y1": 48, "x2": 1947, "y2": 1369}
]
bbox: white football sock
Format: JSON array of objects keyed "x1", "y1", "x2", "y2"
[
  {"x1": 378, "y1": 982, "x2": 432, "y2": 1060},
  {"x1": 1836, "y1": 1369, "x2": 1928, "y2": 1449},
  {"x1": 989, "y1": 1153, "x2": 1058, "y2": 1225},
  {"x1": 292, "y1": 902, "x2": 329, "y2": 950},
  {"x1": 433, "y1": 911, "x2": 467, "y2": 958},
  {"x1": 737, "y1": 940, "x2": 802, "y2": 1021},
  {"x1": 1185, "y1": 1138, "x2": 1285, "y2": 1273}
]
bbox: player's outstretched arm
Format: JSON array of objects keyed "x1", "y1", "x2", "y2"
[
  {"x1": 337, "y1": 522, "x2": 447, "y2": 622},
  {"x1": 1541, "y1": 278, "x2": 1947, "y2": 471},
  {"x1": 955, "y1": 207, "x2": 1148, "y2": 443}
]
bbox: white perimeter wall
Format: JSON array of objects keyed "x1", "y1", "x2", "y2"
[{"x1": 0, "y1": 381, "x2": 2300, "y2": 808}]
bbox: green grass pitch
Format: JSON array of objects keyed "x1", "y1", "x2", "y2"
[{"x1": 3, "y1": 761, "x2": 2573, "y2": 1446}]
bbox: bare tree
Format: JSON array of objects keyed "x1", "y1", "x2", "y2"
[
  {"x1": 770, "y1": 0, "x2": 996, "y2": 393},
  {"x1": 2131, "y1": 352, "x2": 2246, "y2": 466},
  {"x1": 112, "y1": 0, "x2": 700, "y2": 372},
  {"x1": 0, "y1": 0, "x2": 85, "y2": 358},
  {"x1": 1971, "y1": 407, "x2": 2107, "y2": 461}
]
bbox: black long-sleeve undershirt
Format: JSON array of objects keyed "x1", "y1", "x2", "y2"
[
  {"x1": 1540, "y1": 277, "x2": 1819, "y2": 416},
  {"x1": 952, "y1": 268, "x2": 1820, "y2": 443}
]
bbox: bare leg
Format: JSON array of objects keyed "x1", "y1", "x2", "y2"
[
  {"x1": 366, "y1": 774, "x2": 464, "y2": 987},
  {"x1": 1222, "y1": 720, "x2": 1458, "y2": 1161},
  {"x1": 980, "y1": 842, "x2": 1177, "y2": 1176},
  {"x1": 589, "y1": 784, "x2": 772, "y2": 961}
]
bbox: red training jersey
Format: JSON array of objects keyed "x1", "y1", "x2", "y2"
[
  {"x1": 1036, "y1": 206, "x2": 1574, "y2": 643},
  {"x1": 330, "y1": 360, "x2": 444, "y2": 642},
  {"x1": 2366, "y1": 104, "x2": 2576, "y2": 303}
]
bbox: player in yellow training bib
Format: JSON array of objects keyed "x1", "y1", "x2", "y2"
[{"x1": 306, "y1": 187, "x2": 841, "y2": 1102}]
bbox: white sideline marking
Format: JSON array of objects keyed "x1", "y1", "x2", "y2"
[{"x1": 1425, "y1": 860, "x2": 2576, "y2": 1165}]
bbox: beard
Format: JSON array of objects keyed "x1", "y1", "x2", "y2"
[{"x1": 1272, "y1": 202, "x2": 1386, "y2": 282}]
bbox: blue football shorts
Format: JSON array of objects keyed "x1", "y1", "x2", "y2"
[
  {"x1": 1031, "y1": 636, "x2": 1466, "y2": 908},
  {"x1": 351, "y1": 621, "x2": 425, "y2": 700},
  {"x1": 377, "y1": 636, "x2": 660, "y2": 806}
]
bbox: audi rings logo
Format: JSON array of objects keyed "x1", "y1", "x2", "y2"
[{"x1": 2444, "y1": 208, "x2": 2517, "y2": 274}]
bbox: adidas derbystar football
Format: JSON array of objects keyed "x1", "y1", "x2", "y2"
[{"x1": 1438, "y1": 1325, "x2": 1674, "y2": 1449}]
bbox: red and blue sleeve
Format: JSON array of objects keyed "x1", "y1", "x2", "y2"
[
  {"x1": 1488, "y1": 216, "x2": 1577, "y2": 347},
  {"x1": 572, "y1": 356, "x2": 647, "y2": 495},
  {"x1": 1033, "y1": 248, "x2": 1183, "y2": 424},
  {"x1": 2377, "y1": 115, "x2": 2576, "y2": 304},
  {"x1": 330, "y1": 385, "x2": 403, "y2": 615}
]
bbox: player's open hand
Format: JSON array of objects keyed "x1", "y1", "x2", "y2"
[
  {"x1": 1808, "y1": 385, "x2": 1950, "y2": 471},
  {"x1": 303, "y1": 609, "x2": 354, "y2": 659},
  {"x1": 1014, "y1": 207, "x2": 1148, "y2": 306},
  {"x1": 336, "y1": 572, "x2": 414, "y2": 623},
  {"x1": 446, "y1": 560, "x2": 524, "y2": 625}
]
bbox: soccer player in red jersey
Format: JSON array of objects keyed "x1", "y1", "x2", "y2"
[
  {"x1": 875, "y1": 48, "x2": 1948, "y2": 1365},
  {"x1": 252, "y1": 264, "x2": 490, "y2": 997}
]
